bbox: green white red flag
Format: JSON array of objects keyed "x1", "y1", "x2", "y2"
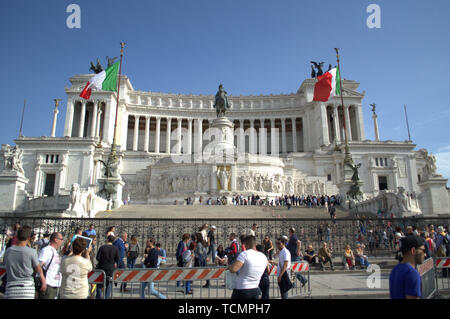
[
  {"x1": 80, "y1": 62, "x2": 120, "y2": 99},
  {"x1": 313, "y1": 66, "x2": 341, "y2": 102}
]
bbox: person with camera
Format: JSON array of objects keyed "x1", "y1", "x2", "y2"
[
  {"x1": 37, "y1": 232, "x2": 64, "y2": 299},
  {"x1": 59, "y1": 237, "x2": 93, "y2": 299},
  {"x1": 4, "y1": 226, "x2": 46, "y2": 299}
]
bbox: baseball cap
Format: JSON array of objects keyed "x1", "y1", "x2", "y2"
[{"x1": 211, "y1": 225, "x2": 216, "y2": 229}]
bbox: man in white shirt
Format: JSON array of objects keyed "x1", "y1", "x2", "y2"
[
  {"x1": 38, "y1": 232, "x2": 64, "y2": 299},
  {"x1": 228, "y1": 235, "x2": 268, "y2": 299},
  {"x1": 276, "y1": 236, "x2": 292, "y2": 299},
  {"x1": 249, "y1": 224, "x2": 258, "y2": 237}
]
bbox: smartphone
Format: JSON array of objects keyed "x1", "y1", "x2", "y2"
[{"x1": 73, "y1": 234, "x2": 93, "y2": 249}]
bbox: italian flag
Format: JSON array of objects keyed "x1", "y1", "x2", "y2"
[
  {"x1": 313, "y1": 66, "x2": 341, "y2": 102},
  {"x1": 80, "y1": 62, "x2": 120, "y2": 99}
]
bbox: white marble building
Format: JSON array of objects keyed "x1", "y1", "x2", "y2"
[{"x1": 0, "y1": 73, "x2": 448, "y2": 216}]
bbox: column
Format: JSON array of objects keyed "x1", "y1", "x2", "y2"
[
  {"x1": 319, "y1": 103, "x2": 330, "y2": 146},
  {"x1": 95, "y1": 109, "x2": 102, "y2": 138},
  {"x1": 90, "y1": 101, "x2": 99, "y2": 138},
  {"x1": 155, "y1": 117, "x2": 161, "y2": 153},
  {"x1": 355, "y1": 104, "x2": 365, "y2": 141},
  {"x1": 211, "y1": 166, "x2": 218, "y2": 192},
  {"x1": 373, "y1": 113, "x2": 380, "y2": 141},
  {"x1": 187, "y1": 119, "x2": 193, "y2": 154},
  {"x1": 64, "y1": 100, "x2": 75, "y2": 137},
  {"x1": 51, "y1": 107, "x2": 59, "y2": 137},
  {"x1": 176, "y1": 118, "x2": 182, "y2": 154},
  {"x1": 259, "y1": 119, "x2": 266, "y2": 155},
  {"x1": 281, "y1": 118, "x2": 287, "y2": 154},
  {"x1": 102, "y1": 101, "x2": 111, "y2": 143},
  {"x1": 239, "y1": 120, "x2": 245, "y2": 153},
  {"x1": 144, "y1": 116, "x2": 150, "y2": 152},
  {"x1": 344, "y1": 105, "x2": 352, "y2": 142},
  {"x1": 249, "y1": 119, "x2": 256, "y2": 154},
  {"x1": 196, "y1": 119, "x2": 203, "y2": 155},
  {"x1": 333, "y1": 105, "x2": 340, "y2": 143},
  {"x1": 291, "y1": 117, "x2": 298, "y2": 152},
  {"x1": 270, "y1": 119, "x2": 278, "y2": 156},
  {"x1": 166, "y1": 117, "x2": 172, "y2": 153},
  {"x1": 78, "y1": 101, "x2": 86, "y2": 138},
  {"x1": 133, "y1": 115, "x2": 140, "y2": 151}
]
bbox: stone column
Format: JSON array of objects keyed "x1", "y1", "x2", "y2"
[
  {"x1": 270, "y1": 119, "x2": 278, "y2": 156},
  {"x1": 196, "y1": 119, "x2": 203, "y2": 156},
  {"x1": 238, "y1": 119, "x2": 245, "y2": 153},
  {"x1": 95, "y1": 109, "x2": 102, "y2": 138},
  {"x1": 64, "y1": 100, "x2": 75, "y2": 137},
  {"x1": 187, "y1": 119, "x2": 193, "y2": 154},
  {"x1": 78, "y1": 101, "x2": 86, "y2": 138},
  {"x1": 355, "y1": 104, "x2": 365, "y2": 141},
  {"x1": 259, "y1": 119, "x2": 266, "y2": 155},
  {"x1": 249, "y1": 119, "x2": 256, "y2": 154},
  {"x1": 176, "y1": 118, "x2": 182, "y2": 154},
  {"x1": 291, "y1": 117, "x2": 298, "y2": 152},
  {"x1": 281, "y1": 118, "x2": 287, "y2": 154},
  {"x1": 319, "y1": 102, "x2": 330, "y2": 146},
  {"x1": 333, "y1": 105, "x2": 341, "y2": 143},
  {"x1": 144, "y1": 116, "x2": 150, "y2": 152},
  {"x1": 211, "y1": 166, "x2": 218, "y2": 193},
  {"x1": 133, "y1": 115, "x2": 140, "y2": 151},
  {"x1": 344, "y1": 105, "x2": 352, "y2": 142},
  {"x1": 166, "y1": 117, "x2": 172, "y2": 153},
  {"x1": 51, "y1": 107, "x2": 59, "y2": 137},
  {"x1": 90, "y1": 101, "x2": 99, "y2": 138},
  {"x1": 372, "y1": 112, "x2": 380, "y2": 141},
  {"x1": 155, "y1": 117, "x2": 161, "y2": 153}
]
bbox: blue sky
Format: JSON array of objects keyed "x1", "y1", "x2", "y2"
[{"x1": 0, "y1": 0, "x2": 449, "y2": 183}]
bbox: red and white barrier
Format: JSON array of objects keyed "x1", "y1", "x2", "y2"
[
  {"x1": 268, "y1": 261, "x2": 310, "y2": 276},
  {"x1": 436, "y1": 258, "x2": 450, "y2": 268},
  {"x1": 88, "y1": 270, "x2": 106, "y2": 284},
  {"x1": 113, "y1": 267, "x2": 227, "y2": 283}
]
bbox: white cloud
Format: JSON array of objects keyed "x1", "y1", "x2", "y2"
[{"x1": 435, "y1": 146, "x2": 450, "y2": 185}]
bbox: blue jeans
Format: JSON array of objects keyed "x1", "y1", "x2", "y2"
[
  {"x1": 185, "y1": 281, "x2": 192, "y2": 293},
  {"x1": 207, "y1": 244, "x2": 217, "y2": 262},
  {"x1": 95, "y1": 282, "x2": 112, "y2": 299},
  {"x1": 357, "y1": 256, "x2": 370, "y2": 267},
  {"x1": 127, "y1": 257, "x2": 137, "y2": 269},
  {"x1": 140, "y1": 282, "x2": 167, "y2": 299}
]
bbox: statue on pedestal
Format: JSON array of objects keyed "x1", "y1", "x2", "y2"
[
  {"x1": 213, "y1": 84, "x2": 230, "y2": 118},
  {"x1": 4, "y1": 146, "x2": 24, "y2": 175},
  {"x1": 217, "y1": 167, "x2": 230, "y2": 191}
]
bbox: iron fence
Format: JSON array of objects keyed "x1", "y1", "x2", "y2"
[{"x1": 0, "y1": 216, "x2": 448, "y2": 264}]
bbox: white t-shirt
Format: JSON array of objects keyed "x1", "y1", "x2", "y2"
[
  {"x1": 60, "y1": 255, "x2": 93, "y2": 299},
  {"x1": 278, "y1": 247, "x2": 291, "y2": 277},
  {"x1": 234, "y1": 249, "x2": 268, "y2": 290},
  {"x1": 38, "y1": 246, "x2": 62, "y2": 287}
]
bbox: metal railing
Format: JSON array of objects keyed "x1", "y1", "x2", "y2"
[
  {"x1": 0, "y1": 216, "x2": 449, "y2": 264},
  {"x1": 435, "y1": 257, "x2": 450, "y2": 293}
]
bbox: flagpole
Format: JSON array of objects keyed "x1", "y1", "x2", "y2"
[
  {"x1": 334, "y1": 48, "x2": 352, "y2": 165},
  {"x1": 404, "y1": 104, "x2": 411, "y2": 142},
  {"x1": 111, "y1": 42, "x2": 125, "y2": 156},
  {"x1": 19, "y1": 99, "x2": 26, "y2": 137}
]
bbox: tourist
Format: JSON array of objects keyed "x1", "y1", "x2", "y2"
[
  {"x1": 183, "y1": 242, "x2": 196, "y2": 294},
  {"x1": 176, "y1": 233, "x2": 191, "y2": 288},
  {"x1": 286, "y1": 227, "x2": 302, "y2": 262},
  {"x1": 113, "y1": 232, "x2": 129, "y2": 292},
  {"x1": 249, "y1": 224, "x2": 258, "y2": 237},
  {"x1": 140, "y1": 238, "x2": 168, "y2": 299},
  {"x1": 207, "y1": 225, "x2": 217, "y2": 265},
  {"x1": 274, "y1": 236, "x2": 293, "y2": 299},
  {"x1": 199, "y1": 223, "x2": 209, "y2": 243},
  {"x1": 59, "y1": 237, "x2": 93, "y2": 299},
  {"x1": 389, "y1": 235, "x2": 425, "y2": 299},
  {"x1": 355, "y1": 243, "x2": 370, "y2": 268},
  {"x1": 328, "y1": 203, "x2": 336, "y2": 222},
  {"x1": 318, "y1": 242, "x2": 334, "y2": 271},
  {"x1": 228, "y1": 235, "x2": 268, "y2": 299},
  {"x1": 304, "y1": 244, "x2": 317, "y2": 265},
  {"x1": 194, "y1": 233, "x2": 209, "y2": 287},
  {"x1": 424, "y1": 232, "x2": 435, "y2": 255},
  {"x1": 95, "y1": 235, "x2": 119, "y2": 299},
  {"x1": 156, "y1": 243, "x2": 167, "y2": 267},
  {"x1": 4, "y1": 226, "x2": 46, "y2": 299},
  {"x1": 262, "y1": 235, "x2": 274, "y2": 261},
  {"x1": 215, "y1": 244, "x2": 228, "y2": 266},
  {"x1": 88, "y1": 235, "x2": 97, "y2": 269},
  {"x1": 256, "y1": 244, "x2": 270, "y2": 299},
  {"x1": 106, "y1": 226, "x2": 116, "y2": 238},
  {"x1": 38, "y1": 232, "x2": 64, "y2": 299},
  {"x1": 343, "y1": 244, "x2": 356, "y2": 270},
  {"x1": 225, "y1": 233, "x2": 239, "y2": 265},
  {"x1": 70, "y1": 228, "x2": 83, "y2": 244},
  {"x1": 435, "y1": 226, "x2": 450, "y2": 277},
  {"x1": 84, "y1": 224, "x2": 97, "y2": 237},
  {"x1": 127, "y1": 235, "x2": 140, "y2": 269},
  {"x1": 37, "y1": 232, "x2": 50, "y2": 251}
]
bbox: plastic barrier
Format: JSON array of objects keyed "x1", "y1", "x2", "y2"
[{"x1": 435, "y1": 257, "x2": 450, "y2": 293}]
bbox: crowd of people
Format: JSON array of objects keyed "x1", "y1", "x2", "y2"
[{"x1": 1, "y1": 219, "x2": 448, "y2": 300}]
